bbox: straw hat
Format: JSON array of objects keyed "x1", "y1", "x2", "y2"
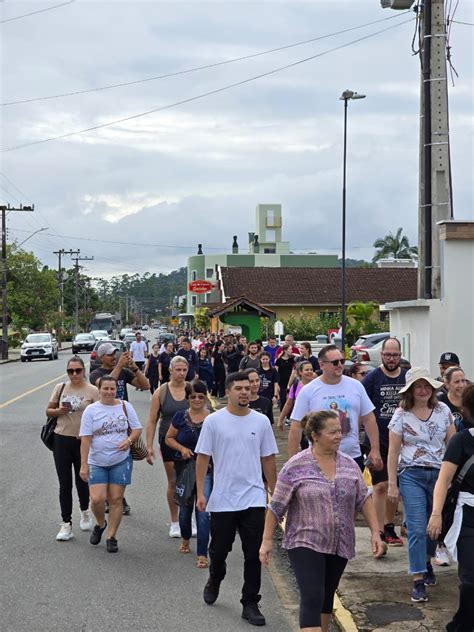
[{"x1": 398, "y1": 367, "x2": 443, "y2": 394}]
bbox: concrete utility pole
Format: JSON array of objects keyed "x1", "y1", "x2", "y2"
[
  {"x1": 0, "y1": 203, "x2": 34, "y2": 359},
  {"x1": 53, "y1": 248, "x2": 80, "y2": 348},
  {"x1": 418, "y1": 0, "x2": 453, "y2": 298},
  {"x1": 71, "y1": 254, "x2": 93, "y2": 336}
]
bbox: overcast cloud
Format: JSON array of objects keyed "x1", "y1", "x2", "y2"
[{"x1": 1, "y1": 0, "x2": 473, "y2": 279}]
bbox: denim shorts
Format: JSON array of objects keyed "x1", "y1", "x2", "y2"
[{"x1": 89, "y1": 454, "x2": 133, "y2": 486}]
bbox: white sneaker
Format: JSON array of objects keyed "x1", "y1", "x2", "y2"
[
  {"x1": 191, "y1": 517, "x2": 197, "y2": 537},
  {"x1": 434, "y1": 544, "x2": 450, "y2": 566},
  {"x1": 169, "y1": 522, "x2": 181, "y2": 538},
  {"x1": 79, "y1": 510, "x2": 92, "y2": 531},
  {"x1": 56, "y1": 522, "x2": 73, "y2": 541}
]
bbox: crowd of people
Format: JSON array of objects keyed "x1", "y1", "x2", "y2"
[{"x1": 44, "y1": 330, "x2": 473, "y2": 632}]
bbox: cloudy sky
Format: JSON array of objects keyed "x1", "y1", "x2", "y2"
[{"x1": 1, "y1": 0, "x2": 473, "y2": 279}]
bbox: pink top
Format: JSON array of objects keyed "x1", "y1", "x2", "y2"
[{"x1": 269, "y1": 448, "x2": 370, "y2": 559}]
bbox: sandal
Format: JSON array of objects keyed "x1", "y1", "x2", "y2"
[
  {"x1": 179, "y1": 541, "x2": 191, "y2": 554},
  {"x1": 196, "y1": 555, "x2": 208, "y2": 568}
]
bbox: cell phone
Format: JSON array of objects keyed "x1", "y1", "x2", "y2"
[
  {"x1": 62, "y1": 401, "x2": 72, "y2": 411},
  {"x1": 363, "y1": 455, "x2": 372, "y2": 468}
]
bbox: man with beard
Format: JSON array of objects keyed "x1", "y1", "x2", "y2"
[{"x1": 363, "y1": 337, "x2": 407, "y2": 548}]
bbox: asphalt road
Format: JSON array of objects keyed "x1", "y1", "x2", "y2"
[{"x1": 0, "y1": 352, "x2": 297, "y2": 632}]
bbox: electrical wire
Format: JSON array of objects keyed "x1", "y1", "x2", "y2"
[
  {"x1": 450, "y1": 19, "x2": 474, "y2": 26},
  {"x1": 0, "y1": 1, "x2": 74, "y2": 24},
  {"x1": 1, "y1": 10, "x2": 412, "y2": 107},
  {"x1": 1, "y1": 17, "x2": 414, "y2": 153}
]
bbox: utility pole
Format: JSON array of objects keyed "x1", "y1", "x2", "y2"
[
  {"x1": 53, "y1": 248, "x2": 80, "y2": 348},
  {"x1": 0, "y1": 203, "x2": 35, "y2": 359},
  {"x1": 71, "y1": 254, "x2": 93, "y2": 336}
]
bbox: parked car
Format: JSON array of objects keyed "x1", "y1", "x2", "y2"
[
  {"x1": 350, "y1": 332, "x2": 390, "y2": 362},
  {"x1": 123, "y1": 332, "x2": 136, "y2": 347},
  {"x1": 357, "y1": 338, "x2": 409, "y2": 368},
  {"x1": 90, "y1": 330, "x2": 109, "y2": 341},
  {"x1": 119, "y1": 327, "x2": 133, "y2": 340},
  {"x1": 89, "y1": 339, "x2": 127, "y2": 371},
  {"x1": 141, "y1": 324, "x2": 149, "y2": 331},
  {"x1": 158, "y1": 333, "x2": 176, "y2": 347},
  {"x1": 21, "y1": 332, "x2": 58, "y2": 362},
  {"x1": 72, "y1": 333, "x2": 96, "y2": 354}
]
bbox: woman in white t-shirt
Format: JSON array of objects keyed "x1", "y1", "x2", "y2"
[
  {"x1": 46, "y1": 355, "x2": 99, "y2": 542},
  {"x1": 79, "y1": 375, "x2": 142, "y2": 553},
  {"x1": 387, "y1": 367, "x2": 455, "y2": 604}
]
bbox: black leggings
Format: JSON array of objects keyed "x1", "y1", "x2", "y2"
[
  {"x1": 53, "y1": 434, "x2": 89, "y2": 523},
  {"x1": 288, "y1": 547, "x2": 347, "y2": 629}
]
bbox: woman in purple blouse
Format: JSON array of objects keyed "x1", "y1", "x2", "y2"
[{"x1": 260, "y1": 410, "x2": 383, "y2": 632}]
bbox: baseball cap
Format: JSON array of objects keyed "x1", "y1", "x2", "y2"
[
  {"x1": 98, "y1": 342, "x2": 117, "y2": 357},
  {"x1": 439, "y1": 352, "x2": 460, "y2": 366}
]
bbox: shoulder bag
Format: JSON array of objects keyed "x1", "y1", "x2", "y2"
[
  {"x1": 440, "y1": 453, "x2": 474, "y2": 541},
  {"x1": 121, "y1": 401, "x2": 148, "y2": 461},
  {"x1": 41, "y1": 383, "x2": 66, "y2": 451}
]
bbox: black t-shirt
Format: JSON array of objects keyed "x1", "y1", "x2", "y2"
[
  {"x1": 295, "y1": 355, "x2": 320, "y2": 373},
  {"x1": 443, "y1": 429, "x2": 474, "y2": 525},
  {"x1": 437, "y1": 391, "x2": 465, "y2": 431},
  {"x1": 89, "y1": 366, "x2": 135, "y2": 401},
  {"x1": 223, "y1": 348, "x2": 241, "y2": 373},
  {"x1": 275, "y1": 355, "x2": 295, "y2": 388},
  {"x1": 177, "y1": 348, "x2": 198, "y2": 380},
  {"x1": 258, "y1": 367, "x2": 279, "y2": 401},
  {"x1": 363, "y1": 367, "x2": 407, "y2": 448},
  {"x1": 249, "y1": 396, "x2": 274, "y2": 425}
]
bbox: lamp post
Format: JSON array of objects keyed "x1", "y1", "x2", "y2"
[{"x1": 339, "y1": 89, "x2": 366, "y2": 355}]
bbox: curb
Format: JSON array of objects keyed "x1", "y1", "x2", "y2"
[
  {"x1": 333, "y1": 593, "x2": 359, "y2": 632},
  {"x1": 0, "y1": 345, "x2": 73, "y2": 365}
]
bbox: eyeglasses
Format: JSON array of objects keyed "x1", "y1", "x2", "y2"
[
  {"x1": 358, "y1": 371, "x2": 369, "y2": 377},
  {"x1": 322, "y1": 359, "x2": 345, "y2": 366},
  {"x1": 381, "y1": 353, "x2": 401, "y2": 358},
  {"x1": 67, "y1": 368, "x2": 83, "y2": 375},
  {"x1": 189, "y1": 394, "x2": 206, "y2": 400}
]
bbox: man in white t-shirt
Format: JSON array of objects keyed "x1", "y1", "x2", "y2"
[
  {"x1": 288, "y1": 344, "x2": 382, "y2": 472},
  {"x1": 196, "y1": 372, "x2": 278, "y2": 627},
  {"x1": 129, "y1": 332, "x2": 148, "y2": 371}
]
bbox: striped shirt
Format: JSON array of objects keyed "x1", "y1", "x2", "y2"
[{"x1": 269, "y1": 448, "x2": 370, "y2": 559}]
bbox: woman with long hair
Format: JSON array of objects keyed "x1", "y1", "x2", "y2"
[
  {"x1": 277, "y1": 360, "x2": 315, "y2": 430},
  {"x1": 438, "y1": 366, "x2": 467, "y2": 431}
]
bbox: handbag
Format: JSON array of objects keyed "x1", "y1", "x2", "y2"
[
  {"x1": 40, "y1": 383, "x2": 66, "y2": 451},
  {"x1": 440, "y1": 454, "x2": 474, "y2": 541},
  {"x1": 174, "y1": 459, "x2": 196, "y2": 507},
  {"x1": 121, "y1": 401, "x2": 148, "y2": 461}
]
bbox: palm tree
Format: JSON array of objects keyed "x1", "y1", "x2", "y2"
[{"x1": 372, "y1": 227, "x2": 418, "y2": 262}]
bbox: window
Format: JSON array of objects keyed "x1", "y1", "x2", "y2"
[
  {"x1": 191, "y1": 270, "x2": 197, "y2": 281},
  {"x1": 191, "y1": 295, "x2": 197, "y2": 306},
  {"x1": 264, "y1": 248, "x2": 276, "y2": 254},
  {"x1": 267, "y1": 209, "x2": 275, "y2": 226},
  {"x1": 206, "y1": 268, "x2": 213, "y2": 279},
  {"x1": 266, "y1": 229, "x2": 275, "y2": 242},
  {"x1": 205, "y1": 292, "x2": 211, "y2": 303}
]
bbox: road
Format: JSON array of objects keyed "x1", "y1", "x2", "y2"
[{"x1": 0, "y1": 351, "x2": 298, "y2": 632}]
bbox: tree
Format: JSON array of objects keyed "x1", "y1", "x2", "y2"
[
  {"x1": 346, "y1": 302, "x2": 385, "y2": 341},
  {"x1": 372, "y1": 227, "x2": 418, "y2": 262},
  {"x1": 194, "y1": 307, "x2": 210, "y2": 331}
]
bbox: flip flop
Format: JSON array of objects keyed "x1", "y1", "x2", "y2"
[{"x1": 179, "y1": 542, "x2": 191, "y2": 554}]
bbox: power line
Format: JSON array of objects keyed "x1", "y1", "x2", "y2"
[
  {"x1": 1, "y1": 11, "x2": 412, "y2": 107},
  {"x1": 1, "y1": 17, "x2": 414, "y2": 153},
  {"x1": 0, "y1": 1, "x2": 74, "y2": 24},
  {"x1": 450, "y1": 19, "x2": 474, "y2": 26}
]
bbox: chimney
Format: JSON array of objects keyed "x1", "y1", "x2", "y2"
[
  {"x1": 232, "y1": 235, "x2": 239, "y2": 254},
  {"x1": 197, "y1": 244, "x2": 203, "y2": 255},
  {"x1": 254, "y1": 234, "x2": 260, "y2": 254}
]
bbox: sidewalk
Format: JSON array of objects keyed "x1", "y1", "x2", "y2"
[
  {"x1": 0, "y1": 345, "x2": 72, "y2": 364},
  {"x1": 273, "y1": 426, "x2": 458, "y2": 632}
]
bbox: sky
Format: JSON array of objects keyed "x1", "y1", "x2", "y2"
[{"x1": 1, "y1": 0, "x2": 473, "y2": 280}]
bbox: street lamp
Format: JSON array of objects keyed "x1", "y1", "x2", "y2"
[
  {"x1": 339, "y1": 89, "x2": 366, "y2": 354},
  {"x1": 16, "y1": 227, "x2": 47, "y2": 248}
]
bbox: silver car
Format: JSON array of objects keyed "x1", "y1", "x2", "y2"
[{"x1": 21, "y1": 333, "x2": 59, "y2": 362}]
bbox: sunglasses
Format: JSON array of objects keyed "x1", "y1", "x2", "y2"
[
  {"x1": 358, "y1": 371, "x2": 369, "y2": 377},
  {"x1": 322, "y1": 359, "x2": 345, "y2": 366},
  {"x1": 67, "y1": 368, "x2": 84, "y2": 375}
]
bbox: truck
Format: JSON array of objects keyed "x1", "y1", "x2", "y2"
[{"x1": 88, "y1": 312, "x2": 121, "y2": 337}]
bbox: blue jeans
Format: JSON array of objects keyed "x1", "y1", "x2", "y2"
[
  {"x1": 179, "y1": 471, "x2": 213, "y2": 557},
  {"x1": 399, "y1": 467, "x2": 439, "y2": 575}
]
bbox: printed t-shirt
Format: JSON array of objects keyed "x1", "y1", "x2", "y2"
[
  {"x1": 443, "y1": 428, "x2": 474, "y2": 525},
  {"x1": 196, "y1": 407, "x2": 278, "y2": 512},
  {"x1": 79, "y1": 400, "x2": 142, "y2": 466},
  {"x1": 388, "y1": 402, "x2": 454, "y2": 470},
  {"x1": 291, "y1": 375, "x2": 375, "y2": 459},
  {"x1": 50, "y1": 382, "x2": 99, "y2": 436},
  {"x1": 258, "y1": 367, "x2": 279, "y2": 401},
  {"x1": 89, "y1": 366, "x2": 135, "y2": 401},
  {"x1": 130, "y1": 340, "x2": 147, "y2": 363},
  {"x1": 363, "y1": 367, "x2": 407, "y2": 448},
  {"x1": 249, "y1": 395, "x2": 274, "y2": 425}
]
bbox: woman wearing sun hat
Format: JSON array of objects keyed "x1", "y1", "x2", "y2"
[{"x1": 387, "y1": 367, "x2": 456, "y2": 603}]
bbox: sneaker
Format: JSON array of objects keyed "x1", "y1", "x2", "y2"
[
  {"x1": 122, "y1": 498, "x2": 131, "y2": 515},
  {"x1": 191, "y1": 517, "x2": 197, "y2": 538},
  {"x1": 242, "y1": 602, "x2": 266, "y2": 626},
  {"x1": 411, "y1": 579, "x2": 428, "y2": 602},
  {"x1": 169, "y1": 522, "x2": 181, "y2": 538},
  {"x1": 384, "y1": 523, "x2": 404, "y2": 546},
  {"x1": 424, "y1": 561, "x2": 437, "y2": 586},
  {"x1": 56, "y1": 522, "x2": 73, "y2": 541},
  {"x1": 90, "y1": 521, "x2": 107, "y2": 546},
  {"x1": 79, "y1": 510, "x2": 92, "y2": 531},
  {"x1": 106, "y1": 537, "x2": 118, "y2": 553},
  {"x1": 434, "y1": 544, "x2": 450, "y2": 566},
  {"x1": 203, "y1": 577, "x2": 221, "y2": 605}
]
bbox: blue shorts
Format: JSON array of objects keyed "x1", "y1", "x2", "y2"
[{"x1": 89, "y1": 454, "x2": 133, "y2": 486}]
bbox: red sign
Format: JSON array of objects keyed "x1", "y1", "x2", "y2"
[{"x1": 188, "y1": 280, "x2": 214, "y2": 294}]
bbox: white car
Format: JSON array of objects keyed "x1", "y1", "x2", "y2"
[
  {"x1": 357, "y1": 339, "x2": 409, "y2": 368},
  {"x1": 21, "y1": 333, "x2": 59, "y2": 362},
  {"x1": 90, "y1": 330, "x2": 109, "y2": 341}
]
